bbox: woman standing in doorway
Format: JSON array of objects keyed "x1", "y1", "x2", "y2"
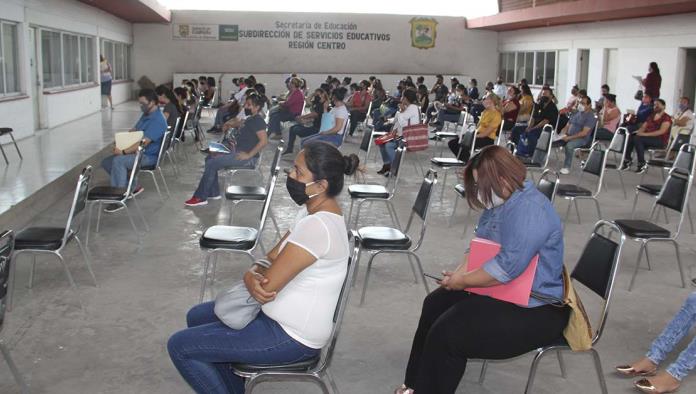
[{"x1": 100, "y1": 55, "x2": 113, "y2": 109}]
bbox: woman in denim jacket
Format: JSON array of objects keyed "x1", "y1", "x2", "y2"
[{"x1": 395, "y1": 145, "x2": 568, "y2": 394}]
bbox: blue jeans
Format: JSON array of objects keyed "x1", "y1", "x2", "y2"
[
  {"x1": 646, "y1": 292, "x2": 696, "y2": 381},
  {"x1": 193, "y1": 153, "x2": 256, "y2": 199},
  {"x1": 101, "y1": 154, "x2": 157, "y2": 188},
  {"x1": 301, "y1": 133, "x2": 343, "y2": 148},
  {"x1": 556, "y1": 138, "x2": 587, "y2": 168},
  {"x1": 168, "y1": 302, "x2": 320, "y2": 394},
  {"x1": 379, "y1": 140, "x2": 398, "y2": 165},
  {"x1": 287, "y1": 124, "x2": 318, "y2": 152}
]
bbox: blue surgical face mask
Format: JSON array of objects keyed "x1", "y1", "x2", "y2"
[{"x1": 679, "y1": 103, "x2": 688, "y2": 111}]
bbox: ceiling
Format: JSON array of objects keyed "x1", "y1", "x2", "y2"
[{"x1": 78, "y1": 0, "x2": 171, "y2": 23}]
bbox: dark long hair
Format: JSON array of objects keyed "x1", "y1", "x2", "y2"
[
  {"x1": 649, "y1": 62, "x2": 660, "y2": 75},
  {"x1": 303, "y1": 142, "x2": 359, "y2": 197},
  {"x1": 155, "y1": 85, "x2": 183, "y2": 115},
  {"x1": 463, "y1": 145, "x2": 526, "y2": 210}
]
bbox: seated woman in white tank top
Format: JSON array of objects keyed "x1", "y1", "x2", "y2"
[{"x1": 168, "y1": 142, "x2": 361, "y2": 394}]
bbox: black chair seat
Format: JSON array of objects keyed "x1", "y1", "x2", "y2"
[
  {"x1": 614, "y1": 219, "x2": 671, "y2": 238},
  {"x1": 556, "y1": 184, "x2": 593, "y2": 197},
  {"x1": 0, "y1": 127, "x2": 12, "y2": 135},
  {"x1": 516, "y1": 156, "x2": 541, "y2": 167},
  {"x1": 636, "y1": 184, "x2": 662, "y2": 196},
  {"x1": 430, "y1": 157, "x2": 465, "y2": 167},
  {"x1": 647, "y1": 159, "x2": 673, "y2": 168},
  {"x1": 435, "y1": 132, "x2": 457, "y2": 139},
  {"x1": 231, "y1": 356, "x2": 319, "y2": 374},
  {"x1": 605, "y1": 163, "x2": 618, "y2": 169},
  {"x1": 141, "y1": 164, "x2": 157, "y2": 171},
  {"x1": 225, "y1": 186, "x2": 267, "y2": 200},
  {"x1": 15, "y1": 227, "x2": 67, "y2": 251},
  {"x1": 200, "y1": 225, "x2": 258, "y2": 250},
  {"x1": 348, "y1": 184, "x2": 390, "y2": 199},
  {"x1": 358, "y1": 226, "x2": 412, "y2": 250},
  {"x1": 88, "y1": 186, "x2": 127, "y2": 201},
  {"x1": 454, "y1": 184, "x2": 466, "y2": 197}
]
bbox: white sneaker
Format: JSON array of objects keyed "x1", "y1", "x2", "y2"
[{"x1": 560, "y1": 168, "x2": 570, "y2": 175}]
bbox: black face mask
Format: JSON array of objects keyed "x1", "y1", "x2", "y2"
[
  {"x1": 244, "y1": 108, "x2": 253, "y2": 116},
  {"x1": 286, "y1": 176, "x2": 319, "y2": 205},
  {"x1": 313, "y1": 96, "x2": 321, "y2": 104},
  {"x1": 539, "y1": 96, "x2": 549, "y2": 104}
]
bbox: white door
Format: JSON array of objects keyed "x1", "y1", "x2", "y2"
[{"x1": 28, "y1": 27, "x2": 41, "y2": 130}]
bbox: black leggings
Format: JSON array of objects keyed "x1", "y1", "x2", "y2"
[
  {"x1": 404, "y1": 288, "x2": 569, "y2": 394},
  {"x1": 448, "y1": 137, "x2": 495, "y2": 162}
]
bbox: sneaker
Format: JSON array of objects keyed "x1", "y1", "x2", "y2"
[
  {"x1": 635, "y1": 162, "x2": 648, "y2": 173},
  {"x1": 208, "y1": 195, "x2": 222, "y2": 200},
  {"x1": 185, "y1": 197, "x2": 208, "y2": 207},
  {"x1": 620, "y1": 160, "x2": 632, "y2": 171},
  {"x1": 560, "y1": 167, "x2": 570, "y2": 175},
  {"x1": 104, "y1": 203, "x2": 124, "y2": 213}
]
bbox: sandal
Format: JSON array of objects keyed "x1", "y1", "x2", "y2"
[
  {"x1": 394, "y1": 384, "x2": 415, "y2": 394},
  {"x1": 616, "y1": 365, "x2": 657, "y2": 377},
  {"x1": 634, "y1": 378, "x2": 679, "y2": 393}
]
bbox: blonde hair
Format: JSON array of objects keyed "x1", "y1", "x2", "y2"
[{"x1": 486, "y1": 93, "x2": 502, "y2": 114}]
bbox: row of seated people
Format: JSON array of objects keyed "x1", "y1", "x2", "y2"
[{"x1": 163, "y1": 136, "x2": 696, "y2": 394}]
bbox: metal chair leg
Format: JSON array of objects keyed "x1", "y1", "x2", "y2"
[
  {"x1": 28, "y1": 254, "x2": 37, "y2": 289},
  {"x1": 324, "y1": 369, "x2": 340, "y2": 394},
  {"x1": 95, "y1": 202, "x2": 103, "y2": 233},
  {"x1": 56, "y1": 252, "x2": 83, "y2": 309},
  {"x1": 590, "y1": 348, "x2": 609, "y2": 394},
  {"x1": 672, "y1": 240, "x2": 686, "y2": 288},
  {"x1": 386, "y1": 201, "x2": 402, "y2": 230},
  {"x1": 644, "y1": 242, "x2": 652, "y2": 271},
  {"x1": 574, "y1": 199, "x2": 582, "y2": 224},
  {"x1": 0, "y1": 144, "x2": 8, "y2": 164},
  {"x1": 7, "y1": 251, "x2": 17, "y2": 311},
  {"x1": 74, "y1": 236, "x2": 97, "y2": 287},
  {"x1": 9, "y1": 133, "x2": 22, "y2": 159},
  {"x1": 563, "y1": 198, "x2": 573, "y2": 223},
  {"x1": 351, "y1": 246, "x2": 363, "y2": 288},
  {"x1": 199, "y1": 253, "x2": 212, "y2": 302},
  {"x1": 617, "y1": 171, "x2": 627, "y2": 198},
  {"x1": 557, "y1": 350, "x2": 567, "y2": 378},
  {"x1": 448, "y1": 193, "x2": 460, "y2": 228},
  {"x1": 410, "y1": 253, "x2": 430, "y2": 294},
  {"x1": 158, "y1": 168, "x2": 171, "y2": 196},
  {"x1": 360, "y1": 253, "x2": 378, "y2": 306},
  {"x1": 85, "y1": 202, "x2": 94, "y2": 247},
  {"x1": 523, "y1": 349, "x2": 548, "y2": 394},
  {"x1": 478, "y1": 360, "x2": 488, "y2": 384},
  {"x1": 688, "y1": 204, "x2": 694, "y2": 234},
  {"x1": 149, "y1": 172, "x2": 162, "y2": 199},
  {"x1": 0, "y1": 341, "x2": 29, "y2": 394},
  {"x1": 268, "y1": 207, "x2": 281, "y2": 240},
  {"x1": 131, "y1": 198, "x2": 149, "y2": 232},
  {"x1": 122, "y1": 205, "x2": 142, "y2": 244},
  {"x1": 630, "y1": 190, "x2": 640, "y2": 219},
  {"x1": 406, "y1": 254, "x2": 419, "y2": 284},
  {"x1": 628, "y1": 242, "x2": 647, "y2": 291}
]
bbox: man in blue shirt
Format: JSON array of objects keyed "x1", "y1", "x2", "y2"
[
  {"x1": 626, "y1": 93, "x2": 654, "y2": 133},
  {"x1": 554, "y1": 95, "x2": 597, "y2": 173},
  {"x1": 101, "y1": 89, "x2": 167, "y2": 212}
]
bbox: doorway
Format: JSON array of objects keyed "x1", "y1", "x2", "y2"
[
  {"x1": 577, "y1": 49, "x2": 590, "y2": 91},
  {"x1": 682, "y1": 48, "x2": 696, "y2": 107}
]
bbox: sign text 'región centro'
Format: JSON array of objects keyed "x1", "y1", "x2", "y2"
[{"x1": 172, "y1": 18, "x2": 437, "y2": 50}]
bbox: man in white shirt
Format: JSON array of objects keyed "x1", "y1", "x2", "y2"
[
  {"x1": 673, "y1": 96, "x2": 694, "y2": 137},
  {"x1": 493, "y1": 77, "x2": 507, "y2": 98}
]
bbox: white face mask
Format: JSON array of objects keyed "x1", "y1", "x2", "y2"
[
  {"x1": 478, "y1": 190, "x2": 506, "y2": 209},
  {"x1": 577, "y1": 104, "x2": 586, "y2": 112}
]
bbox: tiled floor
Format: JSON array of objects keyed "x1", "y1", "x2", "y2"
[
  {"x1": 0, "y1": 104, "x2": 142, "y2": 216},
  {"x1": 0, "y1": 108, "x2": 695, "y2": 393}
]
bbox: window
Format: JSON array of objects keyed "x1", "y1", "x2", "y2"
[
  {"x1": 41, "y1": 28, "x2": 95, "y2": 89},
  {"x1": 0, "y1": 21, "x2": 20, "y2": 95},
  {"x1": 498, "y1": 50, "x2": 558, "y2": 87},
  {"x1": 101, "y1": 39, "x2": 131, "y2": 81}
]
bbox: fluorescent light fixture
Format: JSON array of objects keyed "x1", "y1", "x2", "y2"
[{"x1": 157, "y1": 0, "x2": 498, "y2": 18}]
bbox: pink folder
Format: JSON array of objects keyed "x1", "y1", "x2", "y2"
[{"x1": 466, "y1": 237, "x2": 538, "y2": 306}]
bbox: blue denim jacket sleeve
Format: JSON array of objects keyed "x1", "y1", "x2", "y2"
[{"x1": 481, "y1": 199, "x2": 551, "y2": 284}]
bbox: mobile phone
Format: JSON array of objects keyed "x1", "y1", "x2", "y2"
[{"x1": 423, "y1": 272, "x2": 444, "y2": 282}]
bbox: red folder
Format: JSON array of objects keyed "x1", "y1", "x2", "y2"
[{"x1": 466, "y1": 237, "x2": 538, "y2": 306}]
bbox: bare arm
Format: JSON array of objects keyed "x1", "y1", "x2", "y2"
[
  {"x1": 640, "y1": 121, "x2": 670, "y2": 138},
  {"x1": 236, "y1": 130, "x2": 268, "y2": 160}
]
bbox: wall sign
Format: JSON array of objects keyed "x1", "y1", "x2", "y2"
[
  {"x1": 173, "y1": 24, "x2": 218, "y2": 40},
  {"x1": 410, "y1": 17, "x2": 438, "y2": 49}
]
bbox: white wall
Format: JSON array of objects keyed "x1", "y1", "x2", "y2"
[
  {"x1": 498, "y1": 12, "x2": 696, "y2": 115},
  {"x1": 0, "y1": 0, "x2": 132, "y2": 138},
  {"x1": 133, "y1": 10, "x2": 498, "y2": 88}
]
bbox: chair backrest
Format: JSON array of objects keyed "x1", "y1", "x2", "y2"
[
  {"x1": 570, "y1": 220, "x2": 624, "y2": 344},
  {"x1": 495, "y1": 119, "x2": 506, "y2": 146},
  {"x1": 654, "y1": 166, "x2": 696, "y2": 238},
  {"x1": 607, "y1": 127, "x2": 629, "y2": 165},
  {"x1": 179, "y1": 110, "x2": 190, "y2": 136},
  {"x1": 265, "y1": 143, "x2": 283, "y2": 190},
  {"x1": 457, "y1": 108, "x2": 469, "y2": 127},
  {"x1": 536, "y1": 169, "x2": 559, "y2": 202},
  {"x1": 531, "y1": 124, "x2": 554, "y2": 166},
  {"x1": 588, "y1": 114, "x2": 600, "y2": 147},
  {"x1": 404, "y1": 170, "x2": 437, "y2": 251},
  {"x1": 341, "y1": 117, "x2": 351, "y2": 145},
  {"x1": 578, "y1": 142, "x2": 608, "y2": 196},
  {"x1": 0, "y1": 230, "x2": 14, "y2": 330},
  {"x1": 315, "y1": 231, "x2": 360, "y2": 372},
  {"x1": 386, "y1": 143, "x2": 407, "y2": 193},
  {"x1": 63, "y1": 166, "x2": 92, "y2": 245},
  {"x1": 125, "y1": 144, "x2": 145, "y2": 197},
  {"x1": 155, "y1": 130, "x2": 172, "y2": 168},
  {"x1": 359, "y1": 124, "x2": 372, "y2": 153},
  {"x1": 254, "y1": 155, "x2": 281, "y2": 248},
  {"x1": 672, "y1": 143, "x2": 696, "y2": 174}
]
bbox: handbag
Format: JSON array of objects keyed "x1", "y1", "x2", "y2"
[
  {"x1": 531, "y1": 267, "x2": 593, "y2": 351},
  {"x1": 634, "y1": 90, "x2": 644, "y2": 101},
  {"x1": 213, "y1": 259, "x2": 271, "y2": 330},
  {"x1": 402, "y1": 119, "x2": 429, "y2": 152}
]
